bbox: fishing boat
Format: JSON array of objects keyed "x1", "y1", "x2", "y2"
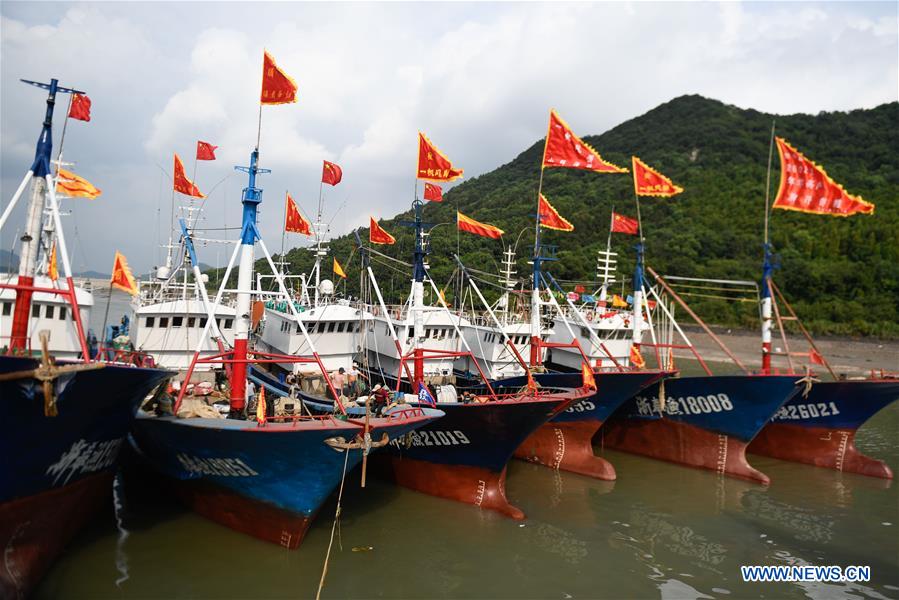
[
  {"x1": 0, "y1": 78, "x2": 170, "y2": 599},
  {"x1": 129, "y1": 84, "x2": 442, "y2": 547}
]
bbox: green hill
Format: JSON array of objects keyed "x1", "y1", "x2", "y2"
[{"x1": 265, "y1": 95, "x2": 899, "y2": 338}]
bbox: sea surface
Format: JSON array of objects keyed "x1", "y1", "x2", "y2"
[{"x1": 39, "y1": 289, "x2": 898, "y2": 599}]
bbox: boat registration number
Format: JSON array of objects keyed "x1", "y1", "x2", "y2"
[
  {"x1": 177, "y1": 453, "x2": 259, "y2": 477},
  {"x1": 772, "y1": 402, "x2": 840, "y2": 421},
  {"x1": 409, "y1": 430, "x2": 471, "y2": 447},
  {"x1": 566, "y1": 401, "x2": 596, "y2": 413},
  {"x1": 635, "y1": 393, "x2": 734, "y2": 416}
]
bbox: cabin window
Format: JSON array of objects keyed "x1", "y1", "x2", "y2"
[
  {"x1": 483, "y1": 332, "x2": 489, "y2": 342},
  {"x1": 188, "y1": 317, "x2": 196, "y2": 328},
  {"x1": 296, "y1": 323, "x2": 301, "y2": 334},
  {"x1": 327, "y1": 322, "x2": 336, "y2": 333},
  {"x1": 224, "y1": 319, "x2": 233, "y2": 329},
  {"x1": 58, "y1": 306, "x2": 66, "y2": 320},
  {"x1": 32, "y1": 304, "x2": 41, "y2": 318},
  {"x1": 581, "y1": 327, "x2": 590, "y2": 338},
  {"x1": 159, "y1": 317, "x2": 169, "y2": 328},
  {"x1": 45, "y1": 305, "x2": 55, "y2": 319},
  {"x1": 172, "y1": 316, "x2": 183, "y2": 328},
  {"x1": 145, "y1": 317, "x2": 155, "y2": 328},
  {"x1": 1, "y1": 302, "x2": 10, "y2": 316},
  {"x1": 337, "y1": 322, "x2": 345, "y2": 333},
  {"x1": 200, "y1": 317, "x2": 208, "y2": 328}
]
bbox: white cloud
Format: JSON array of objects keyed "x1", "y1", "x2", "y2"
[{"x1": 2, "y1": 1, "x2": 896, "y2": 274}]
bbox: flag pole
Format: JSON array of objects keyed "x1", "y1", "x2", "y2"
[
  {"x1": 280, "y1": 190, "x2": 287, "y2": 276},
  {"x1": 763, "y1": 120, "x2": 776, "y2": 246},
  {"x1": 101, "y1": 281, "x2": 114, "y2": 350},
  {"x1": 54, "y1": 94, "x2": 74, "y2": 176},
  {"x1": 255, "y1": 103, "x2": 263, "y2": 151}
]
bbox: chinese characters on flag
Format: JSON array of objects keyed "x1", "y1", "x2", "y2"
[
  {"x1": 457, "y1": 211, "x2": 504, "y2": 239},
  {"x1": 632, "y1": 156, "x2": 683, "y2": 197},
  {"x1": 322, "y1": 160, "x2": 342, "y2": 186},
  {"x1": 196, "y1": 141, "x2": 217, "y2": 161},
  {"x1": 260, "y1": 50, "x2": 298, "y2": 105},
  {"x1": 417, "y1": 133, "x2": 463, "y2": 181},
  {"x1": 424, "y1": 182, "x2": 443, "y2": 202},
  {"x1": 110, "y1": 251, "x2": 139, "y2": 296},
  {"x1": 773, "y1": 137, "x2": 874, "y2": 216},
  {"x1": 369, "y1": 217, "x2": 396, "y2": 245},
  {"x1": 284, "y1": 193, "x2": 311, "y2": 235},
  {"x1": 542, "y1": 110, "x2": 627, "y2": 173},
  {"x1": 173, "y1": 154, "x2": 204, "y2": 198},
  {"x1": 610, "y1": 212, "x2": 639, "y2": 235},
  {"x1": 68, "y1": 94, "x2": 91, "y2": 122},
  {"x1": 538, "y1": 194, "x2": 574, "y2": 231}
]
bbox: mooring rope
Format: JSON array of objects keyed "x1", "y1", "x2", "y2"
[{"x1": 315, "y1": 444, "x2": 352, "y2": 600}]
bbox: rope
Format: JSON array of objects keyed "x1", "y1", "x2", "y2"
[{"x1": 315, "y1": 444, "x2": 352, "y2": 600}]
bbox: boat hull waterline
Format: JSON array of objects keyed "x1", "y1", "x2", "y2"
[
  {"x1": 602, "y1": 374, "x2": 801, "y2": 484},
  {"x1": 0, "y1": 355, "x2": 170, "y2": 599},
  {"x1": 748, "y1": 379, "x2": 898, "y2": 478}
]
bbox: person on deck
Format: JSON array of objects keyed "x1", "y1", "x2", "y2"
[
  {"x1": 371, "y1": 383, "x2": 390, "y2": 416},
  {"x1": 330, "y1": 367, "x2": 347, "y2": 399}
]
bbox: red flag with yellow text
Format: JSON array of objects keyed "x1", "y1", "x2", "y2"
[
  {"x1": 260, "y1": 50, "x2": 298, "y2": 105},
  {"x1": 285, "y1": 193, "x2": 311, "y2": 235},
  {"x1": 538, "y1": 193, "x2": 574, "y2": 231},
  {"x1": 418, "y1": 133, "x2": 463, "y2": 181},
  {"x1": 773, "y1": 137, "x2": 873, "y2": 216},
  {"x1": 633, "y1": 156, "x2": 683, "y2": 197},
  {"x1": 173, "y1": 154, "x2": 204, "y2": 198},
  {"x1": 110, "y1": 251, "x2": 139, "y2": 296},
  {"x1": 424, "y1": 182, "x2": 443, "y2": 202},
  {"x1": 369, "y1": 217, "x2": 396, "y2": 245},
  {"x1": 196, "y1": 141, "x2": 217, "y2": 161},
  {"x1": 543, "y1": 110, "x2": 627, "y2": 173},
  {"x1": 457, "y1": 211, "x2": 503, "y2": 240}
]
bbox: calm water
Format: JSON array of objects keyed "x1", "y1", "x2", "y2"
[{"x1": 53, "y1": 289, "x2": 898, "y2": 599}]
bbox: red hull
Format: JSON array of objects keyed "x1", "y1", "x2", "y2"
[
  {"x1": 514, "y1": 421, "x2": 616, "y2": 481},
  {"x1": 602, "y1": 418, "x2": 770, "y2": 484},
  {"x1": 0, "y1": 472, "x2": 111, "y2": 599},
  {"x1": 380, "y1": 456, "x2": 525, "y2": 520},
  {"x1": 171, "y1": 479, "x2": 313, "y2": 549},
  {"x1": 749, "y1": 423, "x2": 893, "y2": 479}
]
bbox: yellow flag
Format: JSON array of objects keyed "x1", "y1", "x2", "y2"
[
  {"x1": 110, "y1": 251, "x2": 139, "y2": 295},
  {"x1": 333, "y1": 257, "x2": 347, "y2": 279},
  {"x1": 256, "y1": 385, "x2": 267, "y2": 425},
  {"x1": 612, "y1": 294, "x2": 627, "y2": 308},
  {"x1": 48, "y1": 242, "x2": 58, "y2": 281},
  {"x1": 56, "y1": 168, "x2": 101, "y2": 199}
]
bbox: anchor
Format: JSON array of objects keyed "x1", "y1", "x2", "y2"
[{"x1": 0, "y1": 330, "x2": 104, "y2": 416}]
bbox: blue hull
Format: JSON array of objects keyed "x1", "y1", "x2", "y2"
[
  {"x1": 749, "y1": 378, "x2": 899, "y2": 478},
  {"x1": 0, "y1": 355, "x2": 170, "y2": 598},
  {"x1": 614, "y1": 375, "x2": 801, "y2": 442},
  {"x1": 130, "y1": 407, "x2": 440, "y2": 548}
]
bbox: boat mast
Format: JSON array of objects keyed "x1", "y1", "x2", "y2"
[
  {"x1": 229, "y1": 148, "x2": 270, "y2": 415},
  {"x1": 312, "y1": 174, "x2": 327, "y2": 307},
  {"x1": 596, "y1": 211, "x2": 617, "y2": 302},
  {"x1": 498, "y1": 246, "x2": 517, "y2": 326},
  {"x1": 411, "y1": 198, "x2": 427, "y2": 385},
  {"x1": 760, "y1": 120, "x2": 777, "y2": 375}
]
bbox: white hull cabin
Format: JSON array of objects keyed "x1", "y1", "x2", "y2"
[
  {"x1": 0, "y1": 273, "x2": 93, "y2": 359},
  {"x1": 367, "y1": 305, "x2": 469, "y2": 382},
  {"x1": 132, "y1": 295, "x2": 236, "y2": 372},
  {"x1": 459, "y1": 318, "x2": 549, "y2": 380},
  {"x1": 546, "y1": 307, "x2": 648, "y2": 371},
  {"x1": 258, "y1": 299, "x2": 369, "y2": 374}
]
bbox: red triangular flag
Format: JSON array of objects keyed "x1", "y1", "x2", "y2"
[
  {"x1": 542, "y1": 110, "x2": 626, "y2": 173},
  {"x1": 424, "y1": 183, "x2": 443, "y2": 202},
  {"x1": 369, "y1": 218, "x2": 396, "y2": 245},
  {"x1": 538, "y1": 193, "x2": 574, "y2": 232},
  {"x1": 173, "y1": 153, "x2": 204, "y2": 198},
  {"x1": 457, "y1": 211, "x2": 503, "y2": 239},
  {"x1": 285, "y1": 193, "x2": 311, "y2": 235},
  {"x1": 196, "y1": 141, "x2": 217, "y2": 161},
  {"x1": 68, "y1": 94, "x2": 91, "y2": 122},
  {"x1": 773, "y1": 137, "x2": 874, "y2": 217},
  {"x1": 260, "y1": 50, "x2": 298, "y2": 105},
  {"x1": 418, "y1": 133, "x2": 463, "y2": 181},
  {"x1": 322, "y1": 160, "x2": 342, "y2": 186},
  {"x1": 633, "y1": 156, "x2": 683, "y2": 197}
]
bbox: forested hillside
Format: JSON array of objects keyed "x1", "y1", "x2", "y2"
[{"x1": 266, "y1": 95, "x2": 899, "y2": 338}]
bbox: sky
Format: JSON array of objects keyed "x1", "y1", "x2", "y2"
[{"x1": 1, "y1": 1, "x2": 896, "y2": 274}]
